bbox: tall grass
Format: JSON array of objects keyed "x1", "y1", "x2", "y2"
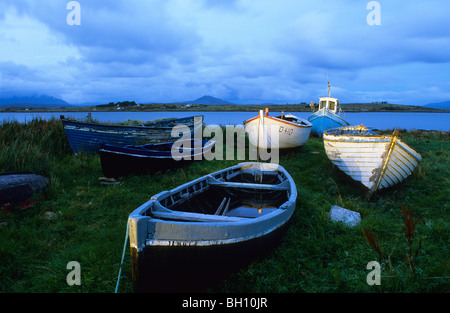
[{"x1": 0, "y1": 117, "x2": 72, "y2": 176}]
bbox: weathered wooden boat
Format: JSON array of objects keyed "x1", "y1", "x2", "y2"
[
  {"x1": 99, "y1": 139, "x2": 215, "y2": 178},
  {"x1": 323, "y1": 125, "x2": 422, "y2": 197},
  {"x1": 308, "y1": 82, "x2": 349, "y2": 137},
  {"x1": 0, "y1": 173, "x2": 49, "y2": 210},
  {"x1": 61, "y1": 115, "x2": 203, "y2": 154},
  {"x1": 244, "y1": 109, "x2": 312, "y2": 149},
  {"x1": 128, "y1": 162, "x2": 297, "y2": 292}
]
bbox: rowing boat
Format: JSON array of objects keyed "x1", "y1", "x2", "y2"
[
  {"x1": 61, "y1": 115, "x2": 202, "y2": 154},
  {"x1": 244, "y1": 109, "x2": 312, "y2": 149},
  {"x1": 128, "y1": 162, "x2": 297, "y2": 292},
  {"x1": 99, "y1": 139, "x2": 215, "y2": 178},
  {"x1": 323, "y1": 125, "x2": 422, "y2": 197}
]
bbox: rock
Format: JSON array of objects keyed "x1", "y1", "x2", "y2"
[
  {"x1": 329, "y1": 205, "x2": 361, "y2": 227},
  {"x1": 42, "y1": 211, "x2": 61, "y2": 220},
  {"x1": 99, "y1": 177, "x2": 121, "y2": 185}
]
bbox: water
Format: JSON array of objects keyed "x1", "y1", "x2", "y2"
[{"x1": 0, "y1": 111, "x2": 448, "y2": 131}]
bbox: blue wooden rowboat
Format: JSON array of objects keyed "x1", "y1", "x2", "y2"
[
  {"x1": 60, "y1": 115, "x2": 203, "y2": 154},
  {"x1": 99, "y1": 139, "x2": 215, "y2": 178},
  {"x1": 128, "y1": 162, "x2": 297, "y2": 292},
  {"x1": 308, "y1": 82, "x2": 349, "y2": 137}
]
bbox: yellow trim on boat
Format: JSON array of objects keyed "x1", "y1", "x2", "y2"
[{"x1": 370, "y1": 131, "x2": 399, "y2": 197}]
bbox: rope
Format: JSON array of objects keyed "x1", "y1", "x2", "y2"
[{"x1": 115, "y1": 218, "x2": 130, "y2": 293}]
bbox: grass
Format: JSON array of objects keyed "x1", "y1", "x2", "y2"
[{"x1": 0, "y1": 118, "x2": 448, "y2": 293}]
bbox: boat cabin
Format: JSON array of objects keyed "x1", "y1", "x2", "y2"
[{"x1": 318, "y1": 96, "x2": 339, "y2": 113}]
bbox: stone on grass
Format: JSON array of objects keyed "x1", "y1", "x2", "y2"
[{"x1": 329, "y1": 205, "x2": 361, "y2": 227}]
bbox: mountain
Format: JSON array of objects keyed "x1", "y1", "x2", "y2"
[
  {"x1": 184, "y1": 95, "x2": 233, "y2": 105},
  {"x1": 422, "y1": 100, "x2": 450, "y2": 110},
  {"x1": 0, "y1": 94, "x2": 71, "y2": 108}
]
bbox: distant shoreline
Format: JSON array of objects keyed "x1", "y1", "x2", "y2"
[{"x1": 1, "y1": 102, "x2": 449, "y2": 113}]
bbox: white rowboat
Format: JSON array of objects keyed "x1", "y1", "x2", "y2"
[
  {"x1": 244, "y1": 109, "x2": 312, "y2": 149},
  {"x1": 323, "y1": 125, "x2": 422, "y2": 196}
]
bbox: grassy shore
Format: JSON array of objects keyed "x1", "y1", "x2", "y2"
[
  {"x1": 0, "y1": 117, "x2": 448, "y2": 293},
  {"x1": 1, "y1": 102, "x2": 449, "y2": 113}
]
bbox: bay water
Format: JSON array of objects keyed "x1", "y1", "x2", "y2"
[{"x1": 0, "y1": 111, "x2": 448, "y2": 131}]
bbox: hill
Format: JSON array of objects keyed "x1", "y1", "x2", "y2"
[
  {"x1": 0, "y1": 94, "x2": 71, "y2": 108},
  {"x1": 422, "y1": 100, "x2": 450, "y2": 110},
  {"x1": 183, "y1": 95, "x2": 233, "y2": 105}
]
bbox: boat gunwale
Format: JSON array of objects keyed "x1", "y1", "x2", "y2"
[
  {"x1": 142, "y1": 195, "x2": 295, "y2": 247},
  {"x1": 61, "y1": 115, "x2": 201, "y2": 131},
  {"x1": 323, "y1": 125, "x2": 379, "y2": 137},
  {"x1": 243, "y1": 114, "x2": 312, "y2": 129},
  {"x1": 308, "y1": 107, "x2": 348, "y2": 124},
  {"x1": 99, "y1": 139, "x2": 216, "y2": 159},
  {"x1": 145, "y1": 217, "x2": 290, "y2": 247},
  {"x1": 324, "y1": 127, "x2": 422, "y2": 163},
  {"x1": 129, "y1": 163, "x2": 297, "y2": 226},
  {"x1": 62, "y1": 121, "x2": 196, "y2": 131}
]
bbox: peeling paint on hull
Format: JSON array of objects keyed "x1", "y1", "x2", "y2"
[
  {"x1": 323, "y1": 126, "x2": 422, "y2": 196},
  {"x1": 61, "y1": 115, "x2": 202, "y2": 154}
]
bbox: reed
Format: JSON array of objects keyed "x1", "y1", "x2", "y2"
[
  {"x1": 401, "y1": 206, "x2": 422, "y2": 273},
  {"x1": 362, "y1": 227, "x2": 383, "y2": 262},
  {"x1": 0, "y1": 117, "x2": 71, "y2": 176}
]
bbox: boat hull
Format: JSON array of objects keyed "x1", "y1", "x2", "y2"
[
  {"x1": 128, "y1": 162, "x2": 297, "y2": 292},
  {"x1": 61, "y1": 115, "x2": 202, "y2": 154},
  {"x1": 99, "y1": 139, "x2": 215, "y2": 178},
  {"x1": 323, "y1": 126, "x2": 422, "y2": 195},
  {"x1": 131, "y1": 219, "x2": 291, "y2": 292},
  {"x1": 244, "y1": 113, "x2": 311, "y2": 149},
  {"x1": 0, "y1": 173, "x2": 49, "y2": 209},
  {"x1": 308, "y1": 108, "x2": 349, "y2": 137}
]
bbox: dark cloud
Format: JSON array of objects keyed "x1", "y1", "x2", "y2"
[
  {"x1": 0, "y1": 61, "x2": 37, "y2": 79},
  {"x1": 1, "y1": 0, "x2": 449, "y2": 105},
  {"x1": 2, "y1": 1, "x2": 200, "y2": 66}
]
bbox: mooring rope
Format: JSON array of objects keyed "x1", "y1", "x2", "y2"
[{"x1": 115, "y1": 218, "x2": 130, "y2": 293}]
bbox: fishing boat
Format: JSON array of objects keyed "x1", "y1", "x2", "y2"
[
  {"x1": 61, "y1": 115, "x2": 203, "y2": 154},
  {"x1": 128, "y1": 162, "x2": 297, "y2": 292},
  {"x1": 323, "y1": 125, "x2": 422, "y2": 197},
  {"x1": 308, "y1": 82, "x2": 349, "y2": 137},
  {"x1": 244, "y1": 108, "x2": 312, "y2": 149},
  {"x1": 0, "y1": 173, "x2": 49, "y2": 210},
  {"x1": 99, "y1": 139, "x2": 215, "y2": 178}
]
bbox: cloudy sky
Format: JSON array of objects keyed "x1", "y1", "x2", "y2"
[{"x1": 0, "y1": 0, "x2": 449, "y2": 105}]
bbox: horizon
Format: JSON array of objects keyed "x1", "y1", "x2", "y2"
[
  {"x1": 1, "y1": 1, "x2": 450, "y2": 106},
  {"x1": 1, "y1": 93, "x2": 449, "y2": 108}
]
